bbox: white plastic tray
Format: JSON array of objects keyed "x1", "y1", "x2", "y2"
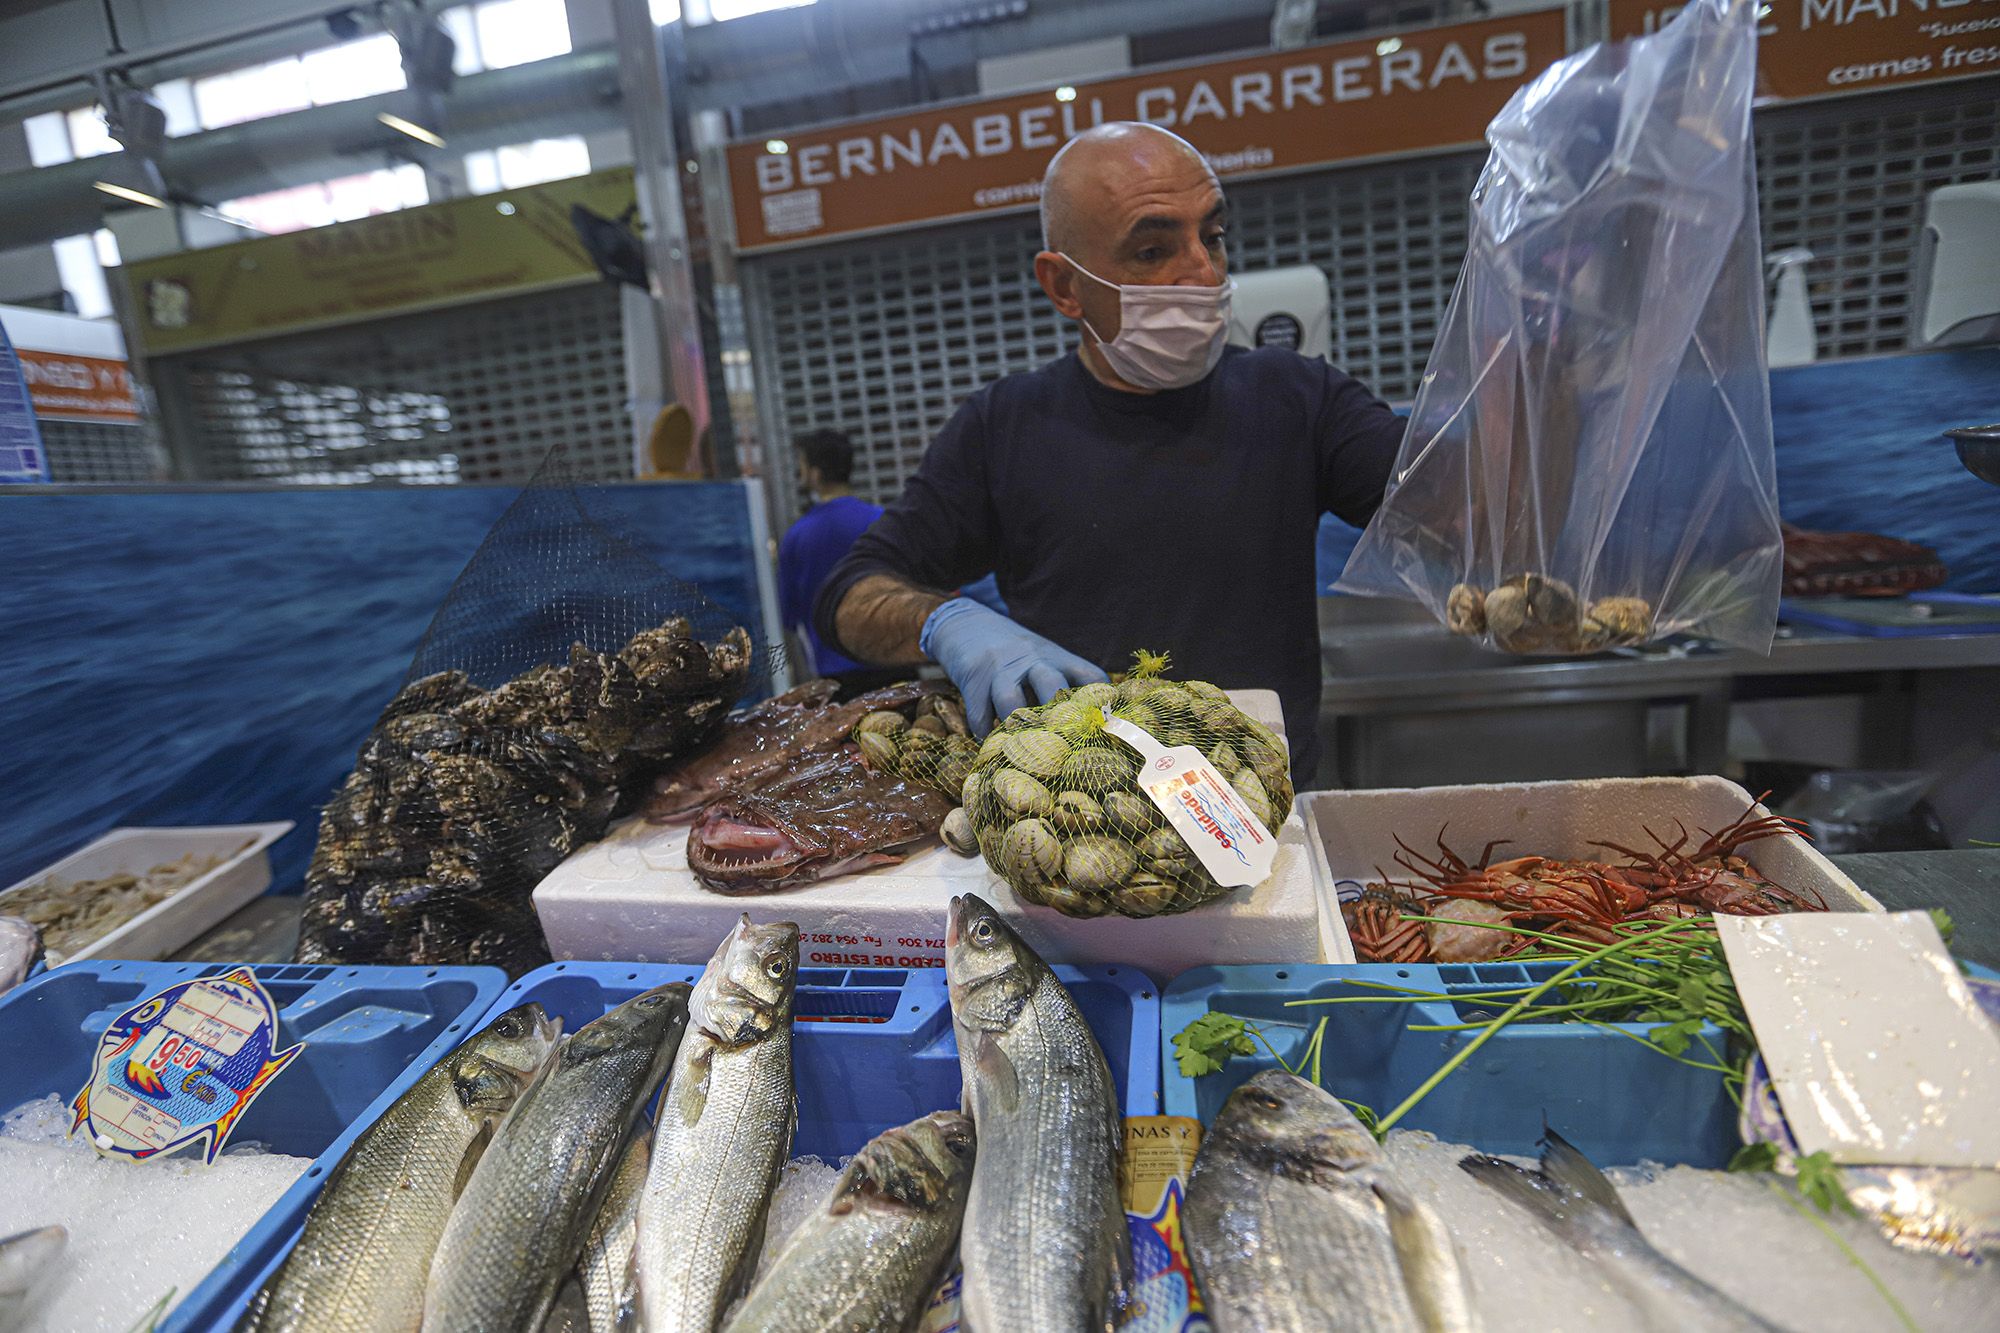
[
  {"x1": 534, "y1": 690, "x2": 1324, "y2": 977},
  {"x1": 1, "y1": 823, "x2": 294, "y2": 964},
  {"x1": 1299, "y1": 776, "x2": 1883, "y2": 963}
]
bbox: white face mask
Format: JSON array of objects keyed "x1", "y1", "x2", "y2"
[{"x1": 1063, "y1": 254, "x2": 1234, "y2": 392}]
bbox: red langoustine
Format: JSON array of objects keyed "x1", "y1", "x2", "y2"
[{"x1": 1342, "y1": 795, "x2": 1828, "y2": 963}]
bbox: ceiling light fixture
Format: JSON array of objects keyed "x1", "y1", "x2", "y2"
[
  {"x1": 93, "y1": 180, "x2": 167, "y2": 208},
  {"x1": 378, "y1": 111, "x2": 447, "y2": 148}
]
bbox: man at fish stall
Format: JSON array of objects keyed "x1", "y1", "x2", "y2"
[
  {"x1": 814, "y1": 120, "x2": 1405, "y2": 785},
  {"x1": 778, "y1": 428, "x2": 897, "y2": 694}
]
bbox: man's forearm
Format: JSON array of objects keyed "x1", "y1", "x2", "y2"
[{"x1": 831, "y1": 573, "x2": 949, "y2": 667}]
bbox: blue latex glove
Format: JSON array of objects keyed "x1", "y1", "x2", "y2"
[{"x1": 920, "y1": 598, "x2": 1108, "y2": 735}]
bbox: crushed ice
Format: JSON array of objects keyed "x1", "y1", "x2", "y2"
[
  {"x1": 751, "y1": 1155, "x2": 844, "y2": 1279},
  {"x1": 1380, "y1": 1130, "x2": 1999, "y2": 1333},
  {"x1": 0, "y1": 1093, "x2": 311, "y2": 1331}
]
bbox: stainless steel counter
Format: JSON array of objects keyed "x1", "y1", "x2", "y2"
[{"x1": 1316, "y1": 598, "x2": 2000, "y2": 788}]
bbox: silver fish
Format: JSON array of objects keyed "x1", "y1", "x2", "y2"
[
  {"x1": 577, "y1": 1133, "x2": 650, "y2": 1333},
  {"x1": 422, "y1": 984, "x2": 691, "y2": 1333},
  {"x1": 0, "y1": 1225, "x2": 65, "y2": 1333},
  {"x1": 0, "y1": 918, "x2": 38, "y2": 997},
  {"x1": 1186, "y1": 1070, "x2": 1476, "y2": 1333},
  {"x1": 243, "y1": 1003, "x2": 560, "y2": 1333},
  {"x1": 947, "y1": 892, "x2": 1128, "y2": 1333},
  {"x1": 723, "y1": 1111, "x2": 975, "y2": 1333},
  {"x1": 636, "y1": 917, "x2": 799, "y2": 1333},
  {"x1": 1461, "y1": 1130, "x2": 1781, "y2": 1332}
]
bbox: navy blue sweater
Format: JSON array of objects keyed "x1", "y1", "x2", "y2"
[{"x1": 815, "y1": 345, "x2": 1406, "y2": 782}]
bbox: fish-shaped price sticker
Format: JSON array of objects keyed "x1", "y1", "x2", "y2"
[
  {"x1": 1103, "y1": 716, "x2": 1278, "y2": 889},
  {"x1": 69, "y1": 966, "x2": 303, "y2": 1164}
]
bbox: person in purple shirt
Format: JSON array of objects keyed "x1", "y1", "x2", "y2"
[
  {"x1": 778, "y1": 429, "x2": 902, "y2": 692},
  {"x1": 813, "y1": 122, "x2": 1406, "y2": 784}
]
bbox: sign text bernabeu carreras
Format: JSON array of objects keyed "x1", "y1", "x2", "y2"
[{"x1": 725, "y1": 10, "x2": 1567, "y2": 252}]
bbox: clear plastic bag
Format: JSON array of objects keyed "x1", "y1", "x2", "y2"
[{"x1": 1338, "y1": 0, "x2": 1783, "y2": 654}]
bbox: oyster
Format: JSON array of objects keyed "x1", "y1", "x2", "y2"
[{"x1": 295, "y1": 615, "x2": 755, "y2": 973}]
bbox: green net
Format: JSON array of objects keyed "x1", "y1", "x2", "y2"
[{"x1": 896, "y1": 656, "x2": 1292, "y2": 918}]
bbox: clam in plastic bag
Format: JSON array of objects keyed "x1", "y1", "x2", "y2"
[
  {"x1": 897, "y1": 656, "x2": 1293, "y2": 919},
  {"x1": 1337, "y1": 0, "x2": 1784, "y2": 654}
]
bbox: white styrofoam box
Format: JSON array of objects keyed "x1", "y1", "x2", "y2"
[
  {"x1": 534, "y1": 690, "x2": 1324, "y2": 977},
  {"x1": 1299, "y1": 776, "x2": 1884, "y2": 964},
  {"x1": 3, "y1": 823, "x2": 294, "y2": 964}
]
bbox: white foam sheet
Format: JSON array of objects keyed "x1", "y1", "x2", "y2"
[
  {"x1": 1301, "y1": 775, "x2": 1883, "y2": 961},
  {"x1": 1719, "y1": 911, "x2": 2000, "y2": 1168},
  {"x1": 534, "y1": 690, "x2": 1323, "y2": 975}
]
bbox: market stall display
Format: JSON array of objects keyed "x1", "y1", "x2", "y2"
[{"x1": 532, "y1": 688, "x2": 1324, "y2": 975}]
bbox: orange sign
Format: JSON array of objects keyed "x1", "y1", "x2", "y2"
[
  {"x1": 16, "y1": 350, "x2": 139, "y2": 423},
  {"x1": 726, "y1": 11, "x2": 1568, "y2": 252},
  {"x1": 1609, "y1": 0, "x2": 2000, "y2": 100}
]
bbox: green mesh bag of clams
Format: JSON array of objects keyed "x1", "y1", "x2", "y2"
[{"x1": 888, "y1": 655, "x2": 1292, "y2": 918}]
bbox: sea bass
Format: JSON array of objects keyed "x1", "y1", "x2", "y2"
[
  {"x1": 422, "y1": 985, "x2": 690, "y2": 1333},
  {"x1": 1461, "y1": 1130, "x2": 1781, "y2": 1332},
  {"x1": 1185, "y1": 1070, "x2": 1477, "y2": 1333},
  {"x1": 576, "y1": 1133, "x2": 649, "y2": 1333},
  {"x1": 243, "y1": 1003, "x2": 560, "y2": 1333},
  {"x1": 636, "y1": 917, "x2": 799, "y2": 1333},
  {"x1": 687, "y1": 749, "x2": 955, "y2": 893},
  {"x1": 724, "y1": 1111, "x2": 975, "y2": 1333},
  {"x1": 947, "y1": 893, "x2": 1128, "y2": 1332},
  {"x1": 0, "y1": 1225, "x2": 66, "y2": 1333},
  {"x1": 648, "y1": 680, "x2": 947, "y2": 822}
]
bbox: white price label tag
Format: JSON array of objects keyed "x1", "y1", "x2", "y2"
[{"x1": 1102, "y1": 716, "x2": 1277, "y2": 889}]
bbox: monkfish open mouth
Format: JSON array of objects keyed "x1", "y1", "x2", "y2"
[{"x1": 688, "y1": 805, "x2": 813, "y2": 880}]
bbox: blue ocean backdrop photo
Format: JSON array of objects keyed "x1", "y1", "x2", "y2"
[{"x1": 0, "y1": 481, "x2": 769, "y2": 895}]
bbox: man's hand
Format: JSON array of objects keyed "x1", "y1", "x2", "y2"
[{"x1": 920, "y1": 599, "x2": 1108, "y2": 734}]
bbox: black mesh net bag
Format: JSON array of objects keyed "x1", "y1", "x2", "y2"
[{"x1": 294, "y1": 449, "x2": 764, "y2": 974}]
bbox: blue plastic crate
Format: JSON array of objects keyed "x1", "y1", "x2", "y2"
[
  {"x1": 1162, "y1": 961, "x2": 1735, "y2": 1169},
  {"x1": 197, "y1": 959, "x2": 1159, "y2": 1331},
  {"x1": 0, "y1": 959, "x2": 508, "y2": 1333}
]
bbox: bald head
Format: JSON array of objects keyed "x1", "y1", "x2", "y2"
[
  {"x1": 1031, "y1": 121, "x2": 1229, "y2": 389},
  {"x1": 1039, "y1": 122, "x2": 1218, "y2": 256}
]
